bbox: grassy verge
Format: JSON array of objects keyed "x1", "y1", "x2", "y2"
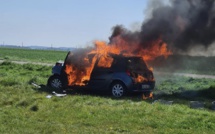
[{"x1": 0, "y1": 62, "x2": 215, "y2": 133}]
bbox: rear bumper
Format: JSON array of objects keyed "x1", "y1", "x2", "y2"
[{"x1": 129, "y1": 81, "x2": 155, "y2": 92}]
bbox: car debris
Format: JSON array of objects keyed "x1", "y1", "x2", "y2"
[
  {"x1": 46, "y1": 95, "x2": 52, "y2": 99},
  {"x1": 31, "y1": 82, "x2": 41, "y2": 88},
  {"x1": 52, "y1": 91, "x2": 67, "y2": 97}
]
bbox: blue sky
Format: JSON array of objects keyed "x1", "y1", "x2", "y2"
[{"x1": 0, "y1": 0, "x2": 148, "y2": 48}]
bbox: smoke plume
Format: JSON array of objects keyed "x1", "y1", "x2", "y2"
[{"x1": 110, "y1": 0, "x2": 215, "y2": 55}]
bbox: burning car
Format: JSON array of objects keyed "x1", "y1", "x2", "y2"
[{"x1": 47, "y1": 51, "x2": 155, "y2": 98}]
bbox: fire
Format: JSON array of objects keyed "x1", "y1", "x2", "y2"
[
  {"x1": 140, "y1": 39, "x2": 172, "y2": 61},
  {"x1": 97, "y1": 56, "x2": 113, "y2": 68},
  {"x1": 64, "y1": 54, "x2": 97, "y2": 86},
  {"x1": 135, "y1": 75, "x2": 148, "y2": 83},
  {"x1": 93, "y1": 36, "x2": 172, "y2": 61},
  {"x1": 64, "y1": 36, "x2": 172, "y2": 86}
]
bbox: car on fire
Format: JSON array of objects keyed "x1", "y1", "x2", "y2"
[{"x1": 47, "y1": 51, "x2": 155, "y2": 98}]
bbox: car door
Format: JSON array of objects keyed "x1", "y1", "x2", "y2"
[{"x1": 88, "y1": 55, "x2": 114, "y2": 90}]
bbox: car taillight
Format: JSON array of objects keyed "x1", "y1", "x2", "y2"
[{"x1": 126, "y1": 70, "x2": 131, "y2": 76}]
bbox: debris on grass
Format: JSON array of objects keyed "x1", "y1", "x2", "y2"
[
  {"x1": 52, "y1": 91, "x2": 67, "y2": 97},
  {"x1": 31, "y1": 82, "x2": 41, "y2": 88},
  {"x1": 46, "y1": 95, "x2": 52, "y2": 99}
]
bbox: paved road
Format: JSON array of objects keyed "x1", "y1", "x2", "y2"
[{"x1": 1, "y1": 59, "x2": 215, "y2": 79}]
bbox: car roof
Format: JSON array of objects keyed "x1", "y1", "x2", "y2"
[{"x1": 102, "y1": 53, "x2": 142, "y2": 58}]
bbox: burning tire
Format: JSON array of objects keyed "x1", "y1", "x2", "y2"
[
  {"x1": 110, "y1": 82, "x2": 126, "y2": 97},
  {"x1": 47, "y1": 75, "x2": 63, "y2": 89}
]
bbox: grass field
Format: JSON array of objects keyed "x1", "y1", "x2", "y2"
[
  {"x1": 0, "y1": 60, "x2": 215, "y2": 133},
  {"x1": 0, "y1": 47, "x2": 67, "y2": 63}
]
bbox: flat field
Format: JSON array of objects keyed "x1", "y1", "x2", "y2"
[
  {"x1": 0, "y1": 47, "x2": 67, "y2": 63},
  {"x1": 0, "y1": 48, "x2": 215, "y2": 133}
]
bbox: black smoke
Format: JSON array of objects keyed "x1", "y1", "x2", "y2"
[{"x1": 110, "y1": 0, "x2": 215, "y2": 53}]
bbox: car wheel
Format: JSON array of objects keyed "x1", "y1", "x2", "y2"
[
  {"x1": 111, "y1": 82, "x2": 126, "y2": 97},
  {"x1": 47, "y1": 75, "x2": 63, "y2": 89}
]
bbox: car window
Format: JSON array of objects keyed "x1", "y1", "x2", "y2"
[
  {"x1": 97, "y1": 56, "x2": 113, "y2": 68},
  {"x1": 110, "y1": 57, "x2": 126, "y2": 71}
]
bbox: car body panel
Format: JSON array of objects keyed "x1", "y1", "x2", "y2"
[
  {"x1": 48, "y1": 51, "x2": 155, "y2": 94},
  {"x1": 88, "y1": 67, "x2": 113, "y2": 90}
]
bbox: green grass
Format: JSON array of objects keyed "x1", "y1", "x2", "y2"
[
  {"x1": 0, "y1": 47, "x2": 67, "y2": 63},
  {"x1": 1, "y1": 62, "x2": 215, "y2": 133},
  {"x1": 154, "y1": 74, "x2": 215, "y2": 109},
  {"x1": 155, "y1": 75, "x2": 215, "y2": 93},
  {"x1": 0, "y1": 48, "x2": 215, "y2": 133}
]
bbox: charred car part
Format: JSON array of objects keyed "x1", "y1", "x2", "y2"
[{"x1": 47, "y1": 51, "x2": 155, "y2": 98}]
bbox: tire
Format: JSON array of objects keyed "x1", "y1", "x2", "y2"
[
  {"x1": 47, "y1": 75, "x2": 63, "y2": 89},
  {"x1": 110, "y1": 82, "x2": 126, "y2": 97}
]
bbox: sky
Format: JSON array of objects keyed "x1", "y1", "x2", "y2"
[{"x1": 0, "y1": 0, "x2": 148, "y2": 48}]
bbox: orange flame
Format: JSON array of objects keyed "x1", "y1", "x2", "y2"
[
  {"x1": 136, "y1": 75, "x2": 148, "y2": 83},
  {"x1": 65, "y1": 36, "x2": 172, "y2": 86}
]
